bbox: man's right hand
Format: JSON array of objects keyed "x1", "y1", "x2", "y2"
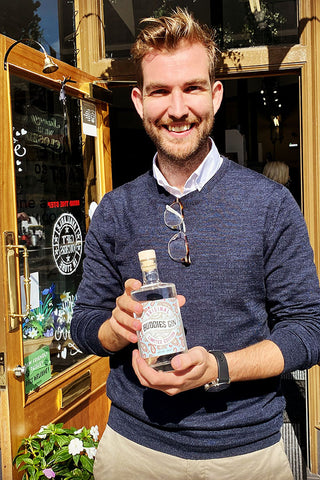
[
  {"x1": 98, "y1": 278, "x2": 185, "y2": 353},
  {"x1": 98, "y1": 279, "x2": 143, "y2": 352}
]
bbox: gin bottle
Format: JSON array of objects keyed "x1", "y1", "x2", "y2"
[{"x1": 132, "y1": 249, "x2": 188, "y2": 371}]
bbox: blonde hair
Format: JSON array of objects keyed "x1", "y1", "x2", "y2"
[
  {"x1": 263, "y1": 161, "x2": 290, "y2": 186},
  {"x1": 131, "y1": 7, "x2": 218, "y2": 88}
]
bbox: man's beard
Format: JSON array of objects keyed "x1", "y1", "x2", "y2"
[{"x1": 143, "y1": 115, "x2": 214, "y2": 168}]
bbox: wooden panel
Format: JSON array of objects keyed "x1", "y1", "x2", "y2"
[
  {"x1": 75, "y1": 0, "x2": 106, "y2": 73},
  {"x1": 299, "y1": 0, "x2": 320, "y2": 474},
  {"x1": 95, "y1": 103, "x2": 113, "y2": 199},
  {"x1": 88, "y1": 43, "x2": 307, "y2": 81},
  {"x1": 0, "y1": 35, "x2": 26, "y2": 478}
]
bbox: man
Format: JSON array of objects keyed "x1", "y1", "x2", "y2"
[{"x1": 71, "y1": 8, "x2": 320, "y2": 480}]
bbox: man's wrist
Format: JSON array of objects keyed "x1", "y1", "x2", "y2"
[{"x1": 204, "y1": 350, "x2": 230, "y2": 392}]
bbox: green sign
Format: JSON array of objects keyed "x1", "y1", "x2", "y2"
[{"x1": 24, "y1": 346, "x2": 51, "y2": 394}]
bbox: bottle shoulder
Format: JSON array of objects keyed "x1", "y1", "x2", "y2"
[{"x1": 132, "y1": 282, "x2": 177, "y2": 301}]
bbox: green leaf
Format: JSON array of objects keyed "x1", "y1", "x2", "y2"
[
  {"x1": 48, "y1": 435, "x2": 56, "y2": 450},
  {"x1": 83, "y1": 440, "x2": 94, "y2": 448},
  {"x1": 13, "y1": 453, "x2": 30, "y2": 467},
  {"x1": 80, "y1": 455, "x2": 93, "y2": 473},
  {"x1": 30, "y1": 439, "x2": 41, "y2": 449},
  {"x1": 55, "y1": 434, "x2": 70, "y2": 447},
  {"x1": 22, "y1": 457, "x2": 35, "y2": 465},
  {"x1": 43, "y1": 441, "x2": 54, "y2": 457},
  {"x1": 18, "y1": 465, "x2": 28, "y2": 472},
  {"x1": 73, "y1": 454, "x2": 80, "y2": 466},
  {"x1": 53, "y1": 447, "x2": 72, "y2": 463},
  {"x1": 55, "y1": 427, "x2": 67, "y2": 435}
]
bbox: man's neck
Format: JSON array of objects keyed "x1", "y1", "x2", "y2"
[{"x1": 156, "y1": 141, "x2": 211, "y2": 191}]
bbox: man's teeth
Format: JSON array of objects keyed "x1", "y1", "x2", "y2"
[{"x1": 167, "y1": 125, "x2": 191, "y2": 132}]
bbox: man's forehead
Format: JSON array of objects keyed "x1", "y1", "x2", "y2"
[{"x1": 141, "y1": 40, "x2": 208, "y2": 71}]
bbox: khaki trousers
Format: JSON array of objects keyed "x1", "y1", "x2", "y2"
[{"x1": 93, "y1": 425, "x2": 294, "y2": 480}]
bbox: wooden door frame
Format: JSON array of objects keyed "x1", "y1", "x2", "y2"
[{"x1": 0, "y1": 34, "x2": 112, "y2": 479}]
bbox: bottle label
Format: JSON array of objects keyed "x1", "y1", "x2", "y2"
[{"x1": 137, "y1": 298, "x2": 186, "y2": 358}]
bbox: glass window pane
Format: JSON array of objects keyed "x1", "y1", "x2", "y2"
[
  {"x1": 1, "y1": 0, "x2": 76, "y2": 66},
  {"x1": 10, "y1": 75, "x2": 93, "y2": 388},
  {"x1": 212, "y1": 0, "x2": 299, "y2": 49},
  {"x1": 104, "y1": 0, "x2": 299, "y2": 59}
]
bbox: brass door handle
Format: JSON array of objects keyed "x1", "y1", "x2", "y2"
[{"x1": 4, "y1": 231, "x2": 31, "y2": 331}]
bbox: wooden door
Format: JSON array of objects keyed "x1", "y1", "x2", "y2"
[{"x1": 0, "y1": 36, "x2": 112, "y2": 479}]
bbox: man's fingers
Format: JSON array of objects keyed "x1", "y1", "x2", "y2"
[
  {"x1": 171, "y1": 347, "x2": 208, "y2": 371},
  {"x1": 124, "y1": 278, "x2": 142, "y2": 294}
]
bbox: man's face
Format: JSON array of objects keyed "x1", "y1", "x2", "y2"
[{"x1": 131, "y1": 40, "x2": 223, "y2": 166}]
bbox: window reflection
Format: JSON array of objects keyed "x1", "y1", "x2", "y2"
[
  {"x1": 11, "y1": 75, "x2": 89, "y2": 385},
  {"x1": 103, "y1": 0, "x2": 299, "y2": 59},
  {"x1": 1, "y1": 0, "x2": 76, "y2": 66}
]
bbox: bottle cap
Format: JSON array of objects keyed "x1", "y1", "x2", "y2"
[{"x1": 138, "y1": 249, "x2": 156, "y2": 261}]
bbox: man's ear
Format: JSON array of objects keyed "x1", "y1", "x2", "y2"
[
  {"x1": 212, "y1": 81, "x2": 223, "y2": 115},
  {"x1": 131, "y1": 87, "x2": 144, "y2": 119}
]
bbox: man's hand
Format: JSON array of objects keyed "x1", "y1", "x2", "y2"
[
  {"x1": 132, "y1": 339, "x2": 285, "y2": 395},
  {"x1": 98, "y1": 278, "x2": 186, "y2": 353},
  {"x1": 98, "y1": 279, "x2": 143, "y2": 352},
  {"x1": 132, "y1": 347, "x2": 217, "y2": 396}
]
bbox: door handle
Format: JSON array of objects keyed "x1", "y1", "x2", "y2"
[
  {"x1": 14, "y1": 364, "x2": 26, "y2": 378},
  {"x1": 4, "y1": 231, "x2": 31, "y2": 331}
]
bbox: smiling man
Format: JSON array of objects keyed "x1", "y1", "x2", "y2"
[
  {"x1": 71, "y1": 8, "x2": 320, "y2": 480},
  {"x1": 131, "y1": 40, "x2": 223, "y2": 186}
]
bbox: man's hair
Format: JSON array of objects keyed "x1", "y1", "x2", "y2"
[{"x1": 131, "y1": 7, "x2": 218, "y2": 88}]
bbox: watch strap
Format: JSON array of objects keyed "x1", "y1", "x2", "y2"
[{"x1": 204, "y1": 350, "x2": 230, "y2": 392}]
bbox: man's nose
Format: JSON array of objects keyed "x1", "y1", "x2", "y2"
[{"x1": 167, "y1": 90, "x2": 188, "y2": 118}]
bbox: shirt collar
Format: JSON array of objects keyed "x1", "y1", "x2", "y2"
[{"x1": 152, "y1": 138, "x2": 222, "y2": 198}]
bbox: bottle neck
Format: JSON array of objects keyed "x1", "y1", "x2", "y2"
[{"x1": 142, "y1": 266, "x2": 160, "y2": 285}]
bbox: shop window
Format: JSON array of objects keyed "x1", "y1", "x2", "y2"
[
  {"x1": 103, "y1": 0, "x2": 299, "y2": 59},
  {"x1": 11, "y1": 75, "x2": 90, "y2": 384},
  {"x1": 1, "y1": 0, "x2": 76, "y2": 66}
]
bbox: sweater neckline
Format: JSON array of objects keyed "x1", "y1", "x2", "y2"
[{"x1": 146, "y1": 156, "x2": 231, "y2": 205}]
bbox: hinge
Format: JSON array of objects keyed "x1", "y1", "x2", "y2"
[{"x1": 0, "y1": 352, "x2": 6, "y2": 387}]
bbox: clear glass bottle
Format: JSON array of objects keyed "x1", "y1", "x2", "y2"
[{"x1": 131, "y1": 249, "x2": 188, "y2": 371}]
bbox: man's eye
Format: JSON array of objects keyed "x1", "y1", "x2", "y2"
[
  {"x1": 151, "y1": 89, "x2": 168, "y2": 96},
  {"x1": 186, "y1": 85, "x2": 200, "y2": 92}
]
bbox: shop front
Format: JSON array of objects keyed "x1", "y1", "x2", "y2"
[{"x1": 1, "y1": 1, "x2": 320, "y2": 479}]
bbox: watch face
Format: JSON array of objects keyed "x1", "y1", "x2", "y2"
[{"x1": 206, "y1": 382, "x2": 229, "y2": 393}]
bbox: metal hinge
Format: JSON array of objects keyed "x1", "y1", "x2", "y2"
[{"x1": 0, "y1": 352, "x2": 6, "y2": 387}]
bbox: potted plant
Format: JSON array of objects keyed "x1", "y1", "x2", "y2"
[{"x1": 13, "y1": 423, "x2": 99, "y2": 479}]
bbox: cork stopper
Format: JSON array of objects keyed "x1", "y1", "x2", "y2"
[
  {"x1": 138, "y1": 249, "x2": 156, "y2": 261},
  {"x1": 138, "y1": 249, "x2": 157, "y2": 273}
]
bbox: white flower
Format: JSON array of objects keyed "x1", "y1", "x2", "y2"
[
  {"x1": 37, "y1": 425, "x2": 48, "y2": 439},
  {"x1": 85, "y1": 447, "x2": 97, "y2": 459},
  {"x1": 74, "y1": 427, "x2": 83, "y2": 435},
  {"x1": 68, "y1": 438, "x2": 84, "y2": 455},
  {"x1": 90, "y1": 425, "x2": 99, "y2": 442},
  {"x1": 36, "y1": 313, "x2": 45, "y2": 322},
  {"x1": 29, "y1": 328, "x2": 38, "y2": 339}
]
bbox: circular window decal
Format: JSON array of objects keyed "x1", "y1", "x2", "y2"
[{"x1": 52, "y1": 213, "x2": 83, "y2": 275}]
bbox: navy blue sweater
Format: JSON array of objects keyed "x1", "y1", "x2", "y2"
[{"x1": 71, "y1": 158, "x2": 320, "y2": 459}]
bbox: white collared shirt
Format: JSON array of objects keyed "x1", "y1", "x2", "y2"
[{"x1": 152, "y1": 138, "x2": 223, "y2": 198}]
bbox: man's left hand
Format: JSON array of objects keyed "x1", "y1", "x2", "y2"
[{"x1": 132, "y1": 347, "x2": 217, "y2": 396}]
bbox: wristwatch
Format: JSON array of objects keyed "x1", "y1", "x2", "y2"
[{"x1": 204, "y1": 350, "x2": 230, "y2": 392}]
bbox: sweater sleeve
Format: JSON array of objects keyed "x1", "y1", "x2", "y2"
[
  {"x1": 264, "y1": 188, "x2": 320, "y2": 372},
  {"x1": 71, "y1": 197, "x2": 123, "y2": 356}
]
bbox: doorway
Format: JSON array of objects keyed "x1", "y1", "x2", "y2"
[{"x1": 108, "y1": 73, "x2": 305, "y2": 478}]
